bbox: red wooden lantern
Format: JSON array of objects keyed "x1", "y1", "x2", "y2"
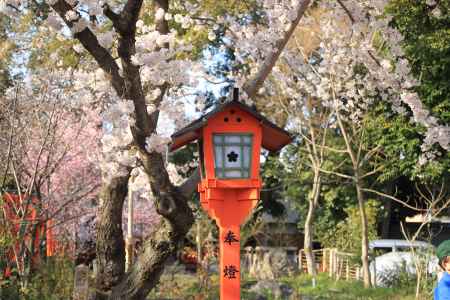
[{"x1": 170, "y1": 88, "x2": 292, "y2": 300}]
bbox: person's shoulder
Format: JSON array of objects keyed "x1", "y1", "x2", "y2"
[
  {"x1": 442, "y1": 272, "x2": 450, "y2": 285},
  {"x1": 437, "y1": 275, "x2": 450, "y2": 300}
]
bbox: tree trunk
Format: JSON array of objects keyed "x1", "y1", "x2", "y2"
[
  {"x1": 94, "y1": 152, "x2": 195, "y2": 300},
  {"x1": 356, "y1": 179, "x2": 371, "y2": 288},
  {"x1": 109, "y1": 208, "x2": 193, "y2": 300},
  {"x1": 381, "y1": 183, "x2": 393, "y2": 239},
  {"x1": 94, "y1": 176, "x2": 194, "y2": 300},
  {"x1": 95, "y1": 175, "x2": 129, "y2": 293},
  {"x1": 381, "y1": 197, "x2": 392, "y2": 239},
  {"x1": 125, "y1": 186, "x2": 134, "y2": 272},
  {"x1": 334, "y1": 111, "x2": 372, "y2": 288},
  {"x1": 304, "y1": 170, "x2": 321, "y2": 276}
]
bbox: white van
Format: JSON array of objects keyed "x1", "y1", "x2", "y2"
[
  {"x1": 369, "y1": 239, "x2": 438, "y2": 287},
  {"x1": 369, "y1": 239, "x2": 433, "y2": 253}
]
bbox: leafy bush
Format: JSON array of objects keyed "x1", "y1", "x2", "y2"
[
  {"x1": 321, "y1": 200, "x2": 380, "y2": 255},
  {"x1": 0, "y1": 257, "x2": 74, "y2": 300}
]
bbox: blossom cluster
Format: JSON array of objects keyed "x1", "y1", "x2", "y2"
[
  {"x1": 225, "y1": 0, "x2": 302, "y2": 89},
  {"x1": 100, "y1": 99, "x2": 136, "y2": 182},
  {"x1": 250, "y1": 0, "x2": 449, "y2": 160}
]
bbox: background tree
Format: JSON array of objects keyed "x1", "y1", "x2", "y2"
[{"x1": 0, "y1": 77, "x2": 101, "y2": 286}]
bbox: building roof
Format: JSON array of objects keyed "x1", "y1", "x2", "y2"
[
  {"x1": 405, "y1": 214, "x2": 450, "y2": 224},
  {"x1": 369, "y1": 239, "x2": 433, "y2": 250},
  {"x1": 170, "y1": 94, "x2": 293, "y2": 152}
]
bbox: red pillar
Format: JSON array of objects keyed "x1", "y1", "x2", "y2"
[
  {"x1": 219, "y1": 225, "x2": 241, "y2": 300},
  {"x1": 200, "y1": 183, "x2": 259, "y2": 300}
]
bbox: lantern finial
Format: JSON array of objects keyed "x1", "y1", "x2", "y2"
[{"x1": 233, "y1": 87, "x2": 239, "y2": 102}]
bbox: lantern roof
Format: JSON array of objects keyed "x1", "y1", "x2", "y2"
[{"x1": 170, "y1": 93, "x2": 293, "y2": 152}]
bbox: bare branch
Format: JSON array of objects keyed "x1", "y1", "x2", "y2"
[
  {"x1": 336, "y1": 0, "x2": 355, "y2": 24},
  {"x1": 317, "y1": 144, "x2": 347, "y2": 154},
  {"x1": 1, "y1": 90, "x2": 18, "y2": 189},
  {"x1": 25, "y1": 101, "x2": 58, "y2": 197},
  {"x1": 335, "y1": 108, "x2": 358, "y2": 167},
  {"x1": 359, "y1": 145, "x2": 382, "y2": 168},
  {"x1": 302, "y1": 161, "x2": 354, "y2": 180},
  {"x1": 362, "y1": 188, "x2": 426, "y2": 212},
  {"x1": 356, "y1": 128, "x2": 364, "y2": 164},
  {"x1": 360, "y1": 165, "x2": 384, "y2": 180},
  {"x1": 45, "y1": 183, "x2": 101, "y2": 222}
]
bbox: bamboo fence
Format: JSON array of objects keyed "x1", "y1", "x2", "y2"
[{"x1": 298, "y1": 248, "x2": 363, "y2": 281}]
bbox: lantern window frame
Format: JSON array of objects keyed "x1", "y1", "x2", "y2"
[{"x1": 212, "y1": 133, "x2": 253, "y2": 179}]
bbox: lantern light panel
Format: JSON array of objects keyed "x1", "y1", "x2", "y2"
[{"x1": 213, "y1": 133, "x2": 253, "y2": 179}]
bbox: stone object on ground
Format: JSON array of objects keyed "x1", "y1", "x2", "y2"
[
  {"x1": 249, "y1": 280, "x2": 293, "y2": 299},
  {"x1": 73, "y1": 264, "x2": 89, "y2": 300},
  {"x1": 247, "y1": 247, "x2": 298, "y2": 280},
  {"x1": 259, "y1": 248, "x2": 289, "y2": 280}
]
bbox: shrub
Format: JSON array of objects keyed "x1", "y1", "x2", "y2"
[{"x1": 0, "y1": 256, "x2": 74, "y2": 300}]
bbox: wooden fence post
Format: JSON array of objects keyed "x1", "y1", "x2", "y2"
[
  {"x1": 372, "y1": 257, "x2": 377, "y2": 287},
  {"x1": 329, "y1": 249, "x2": 333, "y2": 278},
  {"x1": 299, "y1": 248, "x2": 363, "y2": 282},
  {"x1": 298, "y1": 249, "x2": 303, "y2": 273},
  {"x1": 346, "y1": 258, "x2": 350, "y2": 280}
]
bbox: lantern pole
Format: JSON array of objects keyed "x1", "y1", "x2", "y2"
[{"x1": 219, "y1": 224, "x2": 241, "y2": 300}]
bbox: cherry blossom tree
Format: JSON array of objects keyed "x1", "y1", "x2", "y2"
[{"x1": 0, "y1": 74, "x2": 102, "y2": 285}]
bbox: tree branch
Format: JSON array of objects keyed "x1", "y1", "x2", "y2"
[
  {"x1": 178, "y1": 168, "x2": 201, "y2": 196},
  {"x1": 102, "y1": 3, "x2": 125, "y2": 34},
  {"x1": 362, "y1": 188, "x2": 426, "y2": 212},
  {"x1": 120, "y1": 0, "x2": 144, "y2": 34},
  {"x1": 336, "y1": 0, "x2": 355, "y2": 24},
  {"x1": 1, "y1": 90, "x2": 18, "y2": 189},
  {"x1": 360, "y1": 165, "x2": 384, "y2": 179},
  {"x1": 303, "y1": 161, "x2": 354, "y2": 180},
  {"x1": 50, "y1": 0, "x2": 125, "y2": 96},
  {"x1": 243, "y1": 0, "x2": 312, "y2": 98}
]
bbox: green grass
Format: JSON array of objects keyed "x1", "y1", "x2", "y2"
[
  {"x1": 148, "y1": 272, "x2": 425, "y2": 300},
  {"x1": 2, "y1": 261, "x2": 427, "y2": 300},
  {"x1": 283, "y1": 273, "x2": 419, "y2": 300}
]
